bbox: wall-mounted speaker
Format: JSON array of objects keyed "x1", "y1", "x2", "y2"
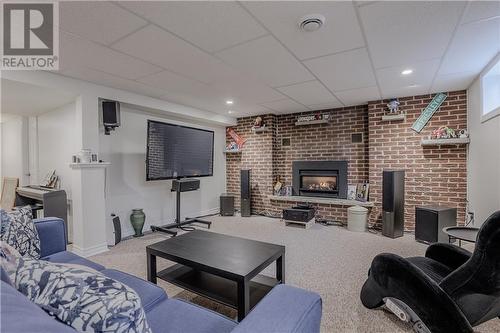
[
  {"x1": 102, "y1": 100, "x2": 120, "y2": 135},
  {"x1": 240, "y1": 169, "x2": 251, "y2": 217},
  {"x1": 382, "y1": 170, "x2": 405, "y2": 238}
]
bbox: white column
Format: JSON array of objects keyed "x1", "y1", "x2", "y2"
[{"x1": 70, "y1": 95, "x2": 108, "y2": 257}]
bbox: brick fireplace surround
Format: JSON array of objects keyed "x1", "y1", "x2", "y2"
[{"x1": 226, "y1": 91, "x2": 467, "y2": 230}]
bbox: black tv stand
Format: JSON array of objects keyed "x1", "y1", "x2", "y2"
[{"x1": 151, "y1": 179, "x2": 211, "y2": 237}]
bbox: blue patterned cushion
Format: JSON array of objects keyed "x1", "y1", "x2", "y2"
[
  {"x1": 0, "y1": 241, "x2": 20, "y2": 285},
  {"x1": 0, "y1": 207, "x2": 41, "y2": 259},
  {"x1": 12, "y1": 257, "x2": 152, "y2": 333}
]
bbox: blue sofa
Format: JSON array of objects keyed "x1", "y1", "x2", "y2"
[{"x1": 1, "y1": 218, "x2": 322, "y2": 333}]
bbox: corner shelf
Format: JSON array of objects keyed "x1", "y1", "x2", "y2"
[
  {"x1": 421, "y1": 138, "x2": 470, "y2": 146},
  {"x1": 252, "y1": 126, "x2": 268, "y2": 133},
  {"x1": 224, "y1": 149, "x2": 242, "y2": 154},
  {"x1": 381, "y1": 114, "x2": 406, "y2": 122},
  {"x1": 295, "y1": 119, "x2": 329, "y2": 126}
]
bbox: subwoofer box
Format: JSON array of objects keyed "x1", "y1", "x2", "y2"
[{"x1": 220, "y1": 194, "x2": 235, "y2": 216}]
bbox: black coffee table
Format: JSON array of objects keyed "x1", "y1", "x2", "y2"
[{"x1": 146, "y1": 230, "x2": 285, "y2": 321}]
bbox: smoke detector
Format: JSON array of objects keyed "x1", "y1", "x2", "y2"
[{"x1": 299, "y1": 14, "x2": 326, "y2": 32}]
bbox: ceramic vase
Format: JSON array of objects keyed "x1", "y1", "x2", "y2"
[{"x1": 130, "y1": 209, "x2": 145, "y2": 237}]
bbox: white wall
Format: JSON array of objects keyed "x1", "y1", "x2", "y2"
[
  {"x1": 36, "y1": 102, "x2": 77, "y2": 239},
  {"x1": 99, "y1": 106, "x2": 226, "y2": 243},
  {"x1": 2, "y1": 70, "x2": 234, "y2": 256},
  {"x1": 37, "y1": 102, "x2": 76, "y2": 196},
  {"x1": 0, "y1": 115, "x2": 29, "y2": 186},
  {"x1": 467, "y1": 78, "x2": 500, "y2": 225}
]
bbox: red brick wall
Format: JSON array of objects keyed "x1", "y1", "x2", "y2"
[
  {"x1": 226, "y1": 114, "x2": 276, "y2": 213},
  {"x1": 227, "y1": 107, "x2": 369, "y2": 215},
  {"x1": 226, "y1": 91, "x2": 467, "y2": 230},
  {"x1": 274, "y1": 105, "x2": 369, "y2": 187},
  {"x1": 368, "y1": 91, "x2": 468, "y2": 230}
]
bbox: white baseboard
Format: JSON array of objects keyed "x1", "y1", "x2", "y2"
[{"x1": 71, "y1": 242, "x2": 108, "y2": 258}]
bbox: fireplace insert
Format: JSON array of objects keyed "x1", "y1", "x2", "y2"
[{"x1": 292, "y1": 161, "x2": 348, "y2": 198}]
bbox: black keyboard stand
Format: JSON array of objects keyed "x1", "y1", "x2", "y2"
[{"x1": 151, "y1": 184, "x2": 211, "y2": 237}]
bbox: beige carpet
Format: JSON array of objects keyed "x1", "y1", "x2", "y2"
[{"x1": 90, "y1": 215, "x2": 499, "y2": 333}]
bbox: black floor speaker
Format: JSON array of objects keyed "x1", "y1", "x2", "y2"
[
  {"x1": 382, "y1": 170, "x2": 405, "y2": 238},
  {"x1": 415, "y1": 206, "x2": 456, "y2": 243},
  {"x1": 220, "y1": 193, "x2": 235, "y2": 216},
  {"x1": 240, "y1": 169, "x2": 251, "y2": 217}
]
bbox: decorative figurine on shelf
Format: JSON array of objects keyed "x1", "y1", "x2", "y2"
[
  {"x1": 386, "y1": 99, "x2": 400, "y2": 114},
  {"x1": 432, "y1": 126, "x2": 456, "y2": 139},
  {"x1": 252, "y1": 116, "x2": 265, "y2": 129},
  {"x1": 226, "y1": 141, "x2": 239, "y2": 151},
  {"x1": 459, "y1": 129, "x2": 469, "y2": 138}
]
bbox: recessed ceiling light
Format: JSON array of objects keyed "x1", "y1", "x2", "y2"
[
  {"x1": 228, "y1": 110, "x2": 234, "y2": 114},
  {"x1": 226, "y1": 100, "x2": 233, "y2": 105},
  {"x1": 401, "y1": 69, "x2": 413, "y2": 75}
]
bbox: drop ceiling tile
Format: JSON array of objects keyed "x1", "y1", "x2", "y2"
[
  {"x1": 360, "y1": 1, "x2": 466, "y2": 69},
  {"x1": 438, "y1": 18, "x2": 500, "y2": 75},
  {"x1": 381, "y1": 85, "x2": 431, "y2": 100},
  {"x1": 212, "y1": 76, "x2": 286, "y2": 104},
  {"x1": 120, "y1": 1, "x2": 267, "y2": 53},
  {"x1": 60, "y1": 67, "x2": 169, "y2": 98},
  {"x1": 304, "y1": 48, "x2": 376, "y2": 92},
  {"x1": 216, "y1": 35, "x2": 314, "y2": 87},
  {"x1": 335, "y1": 86, "x2": 381, "y2": 106},
  {"x1": 308, "y1": 102, "x2": 345, "y2": 111},
  {"x1": 137, "y1": 70, "x2": 213, "y2": 97},
  {"x1": 241, "y1": 1, "x2": 364, "y2": 60},
  {"x1": 377, "y1": 58, "x2": 440, "y2": 97},
  {"x1": 112, "y1": 25, "x2": 239, "y2": 84},
  {"x1": 59, "y1": 32, "x2": 161, "y2": 80},
  {"x1": 60, "y1": 2, "x2": 147, "y2": 45},
  {"x1": 277, "y1": 80, "x2": 341, "y2": 107},
  {"x1": 462, "y1": 0, "x2": 500, "y2": 24},
  {"x1": 431, "y1": 71, "x2": 477, "y2": 93},
  {"x1": 261, "y1": 99, "x2": 308, "y2": 113}
]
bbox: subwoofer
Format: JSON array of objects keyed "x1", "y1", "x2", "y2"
[
  {"x1": 415, "y1": 206, "x2": 456, "y2": 243},
  {"x1": 220, "y1": 193, "x2": 235, "y2": 216},
  {"x1": 382, "y1": 170, "x2": 405, "y2": 238},
  {"x1": 240, "y1": 169, "x2": 251, "y2": 217}
]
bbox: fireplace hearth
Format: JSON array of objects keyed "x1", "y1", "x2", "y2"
[{"x1": 292, "y1": 161, "x2": 348, "y2": 199}]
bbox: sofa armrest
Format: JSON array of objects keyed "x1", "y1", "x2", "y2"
[
  {"x1": 231, "y1": 284, "x2": 322, "y2": 333},
  {"x1": 34, "y1": 218, "x2": 67, "y2": 258},
  {"x1": 425, "y1": 243, "x2": 472, "y2": 270}
]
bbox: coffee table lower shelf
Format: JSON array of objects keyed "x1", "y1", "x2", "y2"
[{"x1": 157, "y1": 264, "x2": 279, "y2": 311}]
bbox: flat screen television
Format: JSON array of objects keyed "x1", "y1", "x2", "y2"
[{"x1": 146, "y1": 120, "x2": 214, "y2": 181}]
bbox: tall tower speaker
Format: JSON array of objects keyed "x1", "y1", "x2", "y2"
[
  {"x1": 382, "y1": 170, "x2": 405, "y2": 238},
  {"x1": 240, "y1": 169, "x2": 251, "y2": 217}
]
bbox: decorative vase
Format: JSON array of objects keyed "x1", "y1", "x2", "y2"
[{"x1": 130, "y1": 209, "x2": 145, "y2": 237}]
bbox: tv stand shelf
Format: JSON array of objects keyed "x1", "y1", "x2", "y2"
[{"x1": 269, "y1": 195, "x2": 374, "y2": 208}]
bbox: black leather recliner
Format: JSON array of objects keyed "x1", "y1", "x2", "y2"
[{"x1": 360, "y1": 210, "x2": 500, "y2": 333}]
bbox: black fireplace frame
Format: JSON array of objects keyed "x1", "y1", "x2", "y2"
[{"x1": 292, "y1": 161, "x2": 348, "y2": 199}]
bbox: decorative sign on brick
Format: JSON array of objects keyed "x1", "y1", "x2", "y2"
[{"x1": 411, "y1": 92, "x2": 447, "y2": 133}]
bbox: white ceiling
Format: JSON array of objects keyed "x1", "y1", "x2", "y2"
[
  {"x1": 1, "y1": 79, "x2": 77, "y2": 117},
  {"x1": 53, "y1": 0, "x2": 499, "y2": 117}
]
